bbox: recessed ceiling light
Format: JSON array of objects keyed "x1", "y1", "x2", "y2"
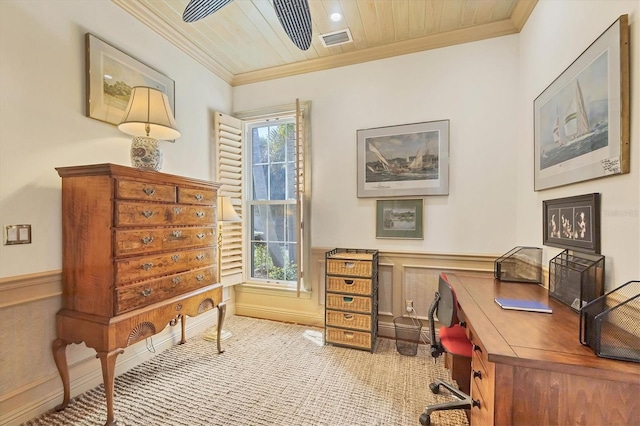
[{"x1": 330, "y1": 12, "x2": 342, "y2": 22}]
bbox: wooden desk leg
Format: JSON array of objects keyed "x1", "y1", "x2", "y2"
[
  {"x1": 217, "y1": 302, "x2": 226, "y2": 354},
  {"x1": 52, "y1": 339, "x2": 70, "y2": 411},
  {"x1": 96, "y1": 348, "x2": 124, "y2": 426}
]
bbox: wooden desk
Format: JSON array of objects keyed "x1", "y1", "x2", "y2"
[{"x1": 448, "y1": 272, "x2": 640, "y2": 426}]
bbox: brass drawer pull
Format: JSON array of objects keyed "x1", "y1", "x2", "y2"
[
  {"x1": 140, "y1": 288, "x2": 152, "y2": 297},
  {"x1": 174, "y1": 207, "x2": 183, "y2": 214},
  {"x1": 472, "y1": 370, "x2": 482, "y2": 379},
  {"x1": 172, "y1": 254, "x2": 180, "y2": 261},
  {"x1": 196, "y1": 211, "x2": 205, "y2": 218},
  {"x1": 141, "y1": 210, "x2": 154, "y2": 218},
  {"x1": 344, "y1": 279, "x2": 354, "y2": 285},
  {"x1": 473, "y1": 344, "x2": 482, "y2": 353},
  {"x1": 143, "y1": 188, "x2": 156, "y2": 196},
  {"x1": 472, "y1": 400, "x2": 481, "y2": 409},
  {"x1": 196, "y1": 274, "x2": 205, "y2": 281},
  {"x1": 343, "y1": 314, "x2": 354, "y2": 321},
  {"x1": 172, "y1": 230, "x2": 182, "y2": 237},
  {"x1": 175, "y1": 303, "x2": 182, "y2": 311},
  {"x1": 343, "y1": 297, "x2": 354, "y2": 304},
  {"x1": 141, "y1": 236, "x2": 154, "y2": 245},
  {"x1": 196, "y1": 254, "x2": 205, "y2": 260},
  {"x1": 141, "y1": 262, "x2": 153, "y2": 271},
  {"x1": 172, "y1": 277, "x2": 182, "y2": 286},
  {"x1": 196, "y1": 233, "x2": 205, "y2": 239},
  {"x1": 195, "y1": 194, "x2": 204, "y2": 201}
]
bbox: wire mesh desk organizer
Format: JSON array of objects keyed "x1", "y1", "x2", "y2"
[
  {"x1": 494, "y1": 246, "x2": 542, "y2": 283},
  {"x1": 580, "y1": 280, "x2": 640, "y2": 363},
  {"x1": 549, "y1": 249, "x2": 605, "y2": 311}
]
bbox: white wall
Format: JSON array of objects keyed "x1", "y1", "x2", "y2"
[
  {"x1": 516, "y1": 0, "x2": 640, "y2": 287},
  {"x1": 234, "y1": 35, "x2": 521, "y2": 256},
  {"x1": 0, "y1": 0, "x2": 232, "y2": 278}
]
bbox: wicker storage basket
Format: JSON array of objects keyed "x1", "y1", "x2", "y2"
[
  {"x1": 326, "y1": 310, "x2": 372, "y2": 331},
  {"x1": 325, "y1": 327, "x2": 372, "y2": 350},
  {"x1": 326, "y1": 259, "x2": 372, "y2": 277},
  {"x1": 326, "y1": 294, "x2": 372, "y2": 313},
  {"x1": 326, "y1": 276, "x2": 372, "y2": 295}
]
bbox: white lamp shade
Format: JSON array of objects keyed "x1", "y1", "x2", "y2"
[
  {"x1": 118, "y1": 86, "x2": 181, "y2": 141},
  {"x1": 218, "y1": 196, "x2": 241, "y2": 222}
]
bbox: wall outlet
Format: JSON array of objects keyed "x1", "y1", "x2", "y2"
[{"x1": 405, "y1": 300, "x2": 414, "y2": 312}]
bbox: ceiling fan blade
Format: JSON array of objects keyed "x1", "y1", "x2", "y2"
[
  {"x1": 273, "y1": 0, "x2": 312, "y2": 51},
  {"x1": 183, "y1": 0, "x2": 233, "y2": 23}
]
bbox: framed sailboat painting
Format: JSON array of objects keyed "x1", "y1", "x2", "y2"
[
  {"x1": 357, "y1": 119, "x2": 449, "y2": 197},
  {"x1": 534, "y1": 15, "x2": 629, "y2": 191}
]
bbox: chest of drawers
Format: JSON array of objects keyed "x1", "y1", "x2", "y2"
[
  {"x1": 52, "y1": 164, "x2": 226, "y2": 426},
  {"x1": 324, "y1": 248, "x2": 378, "y2": 352}
]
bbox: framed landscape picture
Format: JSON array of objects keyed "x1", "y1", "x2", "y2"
[
  {"x1": 357, "y1": 120, "x2": 449, "y2": 197},
  {"x1": 534, "y1": 15, "x2": 629, "y2": 191},
  {"x1": 543, "y1": 193, "x2": 600, "y2": 254},
  {"x1": 85, "y1": 33, "x2": 175, "y2": 126},
  {"x1": 376, "y1": 199, "x2": 423, "y2": 239}
]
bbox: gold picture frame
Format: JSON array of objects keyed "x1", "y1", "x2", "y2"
[
  {"x1": 85, "y1": 33, "x2": 175, "y2": 126},
  {"x1": 533, "y1": 15, "x2": 629, "y2": 191}
]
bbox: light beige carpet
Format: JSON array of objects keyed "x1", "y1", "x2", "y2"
[{"x1": 24, "y1": 316, "x2": 468, "y2": 425}]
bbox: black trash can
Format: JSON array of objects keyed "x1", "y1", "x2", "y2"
[{"x1": 393, "y1": 317, "x2": 423, "y2": 356}]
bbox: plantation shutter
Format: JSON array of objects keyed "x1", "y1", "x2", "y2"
[
  {"x1": 296, "y1": 100, "x2": 311, "y2": 294},
  {"x1": 214, "y1": 112, "x2": 243, "y2": 284}
]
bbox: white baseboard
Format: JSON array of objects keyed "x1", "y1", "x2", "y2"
[{"x1": 235, "y1": 303, "x2": 324, "y2": 328}]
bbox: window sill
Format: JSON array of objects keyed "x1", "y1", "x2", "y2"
[{"x1": 235, "y1": 281, "x2": 312, "y2": 299}]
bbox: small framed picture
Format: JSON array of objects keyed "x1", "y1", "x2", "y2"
[
  {"x1": 376, "y1": 199, "x2": 423, "y2": 239},
  {"x1": 543, "y1": 193, "x2": 600, "y2": 253}
]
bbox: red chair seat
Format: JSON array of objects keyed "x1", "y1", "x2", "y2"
[{"x1": 439, "y1": 324, "x2": 472, "y2": 358}]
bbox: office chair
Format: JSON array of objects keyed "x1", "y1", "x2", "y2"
[{"x1": 419, "y1": 273, "x2": 476, "y2": 426}]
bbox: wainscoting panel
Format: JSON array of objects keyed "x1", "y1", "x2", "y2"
[
  {"x1": 0, "y1": 271, "x2": 229, "y2": 426},
  {"x1": 378, "y1": 263, "x2": 394, "y2": 317}
]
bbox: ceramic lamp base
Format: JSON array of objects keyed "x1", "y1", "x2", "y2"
[{"x1": 131, "y1": 136, "x2": 162, "y2": 171}]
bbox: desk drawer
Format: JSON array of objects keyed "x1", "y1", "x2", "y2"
[
  {"x1": 472, "y1": 351, "x2": 494, "y2": 411},
  {"x1": 471, "y1": 379, "x2": 492, "y2": 426},
  {"x1": 326, "y1": 293, "x2": 372, "y2": 313}
]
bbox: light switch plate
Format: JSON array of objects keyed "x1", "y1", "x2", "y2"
[{"x1": 5, "y1": 224, "x2": 31, "y2": 245}]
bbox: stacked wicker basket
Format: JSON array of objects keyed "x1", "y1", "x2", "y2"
[{"x1": 324, "y1": 248, "x2": 379, "y2": 352}]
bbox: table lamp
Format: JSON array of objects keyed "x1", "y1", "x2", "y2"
[
  {"x1": 204, "y1": 195, "x2": 241, "y2": 342},
  {"x1": 118, "y1": 86, "x2": 180, "y2": 171}
]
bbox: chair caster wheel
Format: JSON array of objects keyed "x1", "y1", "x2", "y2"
[
  {"x1": 419, "y1": 413, "x2": 431, "y2": 425},
  {"x1": 429, "y1": 382, "x2": 440, "y2": 394}
]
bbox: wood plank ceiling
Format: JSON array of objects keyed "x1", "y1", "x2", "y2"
[{"x1": 113, "y1": 0, "x2": 537, "y2": 86}]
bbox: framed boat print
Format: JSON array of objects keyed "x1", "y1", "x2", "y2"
[
  {"x1": 357, "y1": 120, "x2": 449, "y2": 197},
  {"x1": 376, "y1": 199, "x2": 424, "y2": 239},
  {"x1": 543, "y1": 193, "x2": 600, "y2": 254},
  {"x1": 534, "y1": 15, "x2": 629, "y2": 191},
  {"x1": 85, "y1": 33, "x2": 175, "y2": 126}
]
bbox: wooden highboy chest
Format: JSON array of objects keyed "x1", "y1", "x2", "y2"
[{"x1": 52, "y1": 163, "x2": 226, "y2": 426}]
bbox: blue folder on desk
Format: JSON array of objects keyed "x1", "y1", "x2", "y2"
[{"x1": 494, "y1": 297, "x2": 552, "y2": 313}]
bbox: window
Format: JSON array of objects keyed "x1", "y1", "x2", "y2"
[
  {"x1": 216, "y1": 101, "x2": 310, "y2": 293},
  {"x1": 248, "y1": 120, "x2": 298, "y2": 284}
]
